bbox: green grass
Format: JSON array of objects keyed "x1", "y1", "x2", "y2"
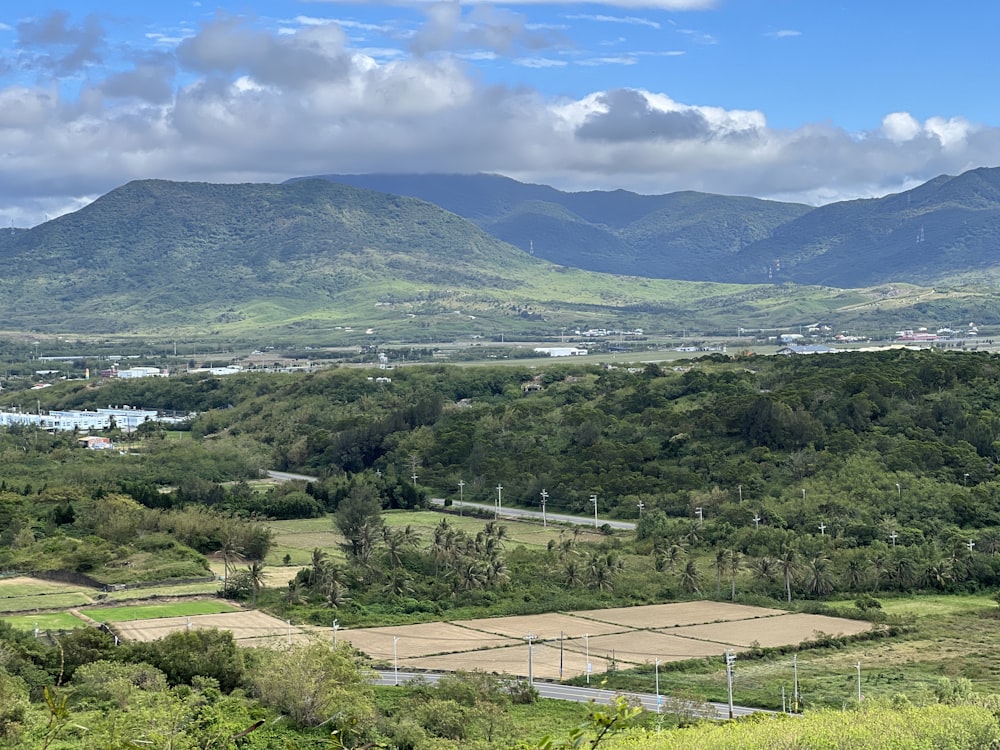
[
  {"x1": 83, "y1": 600, "x2": 240, "y2": 623},
  {"x1": 0, "y1": 581, "x2": 89, "y2": 597},
  {"x1": 101, "y1": 581, "x2": 221, "y2": 601},
  {"x1": 264, "y1": 510, "x2": 604, "y2": 560},
  {"x1": 0, "y1": 592, "x2": 94, "y2": 613},
  {"x1": 1, "y1": 612, "x2": 90, "y2": 630}
]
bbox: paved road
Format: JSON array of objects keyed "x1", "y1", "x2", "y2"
[
  {"x1": 374, "y1": 670, "x2": 765, "y2": 720},
  {"x1": 429, "y1": 498, "x2": 637, "y2": 531},
  {"x1": 266, "y1": 469, "x2": 319, "y2": 483},
  {"x1": 264, "y1": 470, "x2": 637, "y2": 530}
]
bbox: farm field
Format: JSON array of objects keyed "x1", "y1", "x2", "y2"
[
  {"x1": 1, "y1": 612, "x2": 89, "y2": 630},
  {"x1": 337, "y1": 602, "x2": 874, "y2": 681},
  {"x1": 83, "y1": 600, "x2": 241, "y2": 622},
  {"x1": 111, "y1": 609, "x2": 310, "y2": 647}
]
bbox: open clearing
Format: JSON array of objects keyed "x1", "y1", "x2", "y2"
[
  {"x1": 338, "y1": 602, "x2": 874, "y2": 679},
  {"x1": 1, "y1": 612, "x2": 89, "y2": 630},
  {"x1": 111, "y1": 610, "x2": 309, "y2": 647},
  {"x1": 84, "y1": 600, "x2": 240, "y2": 623}
]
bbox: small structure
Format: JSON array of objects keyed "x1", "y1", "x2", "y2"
[
  {"x1": 79, "y1": 436, "x2": 113, "y2": 450},
  {"x1": 776, "y1": 345, "x2": 836, "y2": 356},
  {"x1": 533, "y1": 347, "x2": 588, "y2": 357}
]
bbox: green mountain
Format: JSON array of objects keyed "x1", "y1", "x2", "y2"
[
  {"x1": 290, "y1": 173, "x2": 813, "y2": 279},
  {"x1": 3, "y1": 176, "x2": 1000, "y2": 339},
  {"x1": 729, "y1": 167, "x2": 1000, "y2": 287},
  {"x1": 297, "y1": 169, "x2": 1000, "y2": 289}
]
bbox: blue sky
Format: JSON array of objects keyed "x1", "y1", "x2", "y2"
[{"x1": 1, "y1": 0, "x2": 999, "y2": 225}]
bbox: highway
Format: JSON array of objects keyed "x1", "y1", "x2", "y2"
[
  {"x1": 374, "y1": 670, "x2": 767, "y2": 720},
  {"x1": 428, "y1": 498, "x2": 637, "y2": 531},
  {"x1": 264, "y1": 469, "x2": 637, "y2": 531}
]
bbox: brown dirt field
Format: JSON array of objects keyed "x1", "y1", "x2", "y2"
[
  {"x1": 339, "y1": 622, "x2": 519, "y2": 660},
  {"x1": 575, "y1": 602, "x2": 785, "y2": 629},
  {"x1": 458, "y1": 613, "x2": 628, "y2": 639},
  {"x1": 571, "y1": 631, "x2": 730, "y2": 665},
  {"x1": 402, "y1": 642, "x2": 594, "y2": 681},
  {"x1": 669, "y1": 613, "x2": 873, "y2": 648},
  {"x1": 112, "y1": 610, "x2": 310, "y2": 647}
]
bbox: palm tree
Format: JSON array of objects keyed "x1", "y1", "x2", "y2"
[
  {"x1": 247, "y1": 560, "x2": 266, "y2": 607},
  {"x1": 680, "y1": 559, "x2": 701, "y2": 594},
  {"x1": 728, "y1": 550, "x2": 743, "y2": 601},
  {"x1": 563, "y1": 560, "x2": 584, "y2": 588},
  {"x1": 220, "y1": 533, "x2": 243, "y2": 596},
  {"x1": 868, "y1": 552, "x2": 889, "y2": 593},
  {"x1": 714, "y1": 549, "x2": 729, "y2": 597},
  {"x1": 842, "y1": 557, "x2": 866, "y2": 592},
  {"x1": 778, "y1": 546, "x2": 799, "y2": 603},
  {"x1": 804, "y1": 555, "x2": 835, "y2": 596}
]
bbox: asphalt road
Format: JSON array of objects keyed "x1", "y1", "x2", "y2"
[
  {"x1": 429, "y1": 498, "x2": 637, "y2": 531},
  {"x1": 264, "y1": 469, "x2": 637, "y2": 530},
  {"x1": 374, "y1": 670, "x2": 766, "y2": 720}
]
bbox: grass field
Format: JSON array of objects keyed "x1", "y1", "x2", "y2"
[
  {"x1": 1, "y1": 612, "x2": 89, "y2": 630},
  {"x1": 0, "y1": 592, "x2": 94, "y2": 613},
  {"x1": 84, "y1": 600, "x2": 240, "y2": 623},
  {"x1": 265, "y1": 510, "x2": 602, "y2": 566},
  {"x1": 0, "y1": 577, "x2": 92, "y2": 598}
]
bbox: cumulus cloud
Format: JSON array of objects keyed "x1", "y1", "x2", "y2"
[
  {"x1": 17, "y1": 10, "x2": 105, "y2": 75},
  {"x1": 1, "y1": 8, "x2": 1000, "y2": 227}
]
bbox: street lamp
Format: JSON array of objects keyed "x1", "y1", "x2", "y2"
[
  {"x1": 895, "y1": 482, "x2": 901, "y2": 498},
  {"x1": 540, "y1": 489, "x2": 548, "y2": 527},
  {"x1": 496, "y1": 484, "x2": 503, "y2": 519},
  {"x1": 590, "y1": 494, "x2": 598, "y2": 529}
]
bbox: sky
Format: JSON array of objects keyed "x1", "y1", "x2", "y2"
[{"x1": 2, "y1": 1, "x2": 1000, "y2": 226}]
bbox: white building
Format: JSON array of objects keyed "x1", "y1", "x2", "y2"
[{"x1": 533, "y1": 347, "x2": 589, "y2": 357}]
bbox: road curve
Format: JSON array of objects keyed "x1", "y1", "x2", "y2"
[{"x1": 373, "y1": 670, "x2": 768, "y2": 720}]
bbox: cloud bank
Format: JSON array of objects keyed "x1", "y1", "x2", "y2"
[{"x1": 0, "y1": 10, "x2": 996, "y2": 225}]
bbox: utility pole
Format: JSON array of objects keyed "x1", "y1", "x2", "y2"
[
  {"x1": 753, "y1": 513, "x2": 761, "y2": 529},
  {"x1": 559, "y1": 631, "x2": 564, "y2": 680},
  {"x1": 495, "y1": 484, "x2": 503, "y2": 519},
  {"x1": 332, "y1": 618, "x2": 339, "y2": 646},
  {"x1": 737, "y1": 484, "x2": 743, "y2": 503},
  {"x1": 526, "y1": 633, "x2": 535, "y2": 685},
  {"x1": 793, "y1": 654, "x2": 799, "y2": 714},
  {"x1": 889, "y1": 530, "x2": 897, "y2": 547},
  {"x1": 393, "y1": 636, "x2": 399, "y2": 685},
  {"x1": 540, "y1": 489, "x2": 548, "y2": 527},
  {"x1": 655, "y1": 658, "x2": 661, "y2": 713},
  {"x1": 585, "y1": 633, "x2": 591, "y2": 684},
  {"x1": 856, "y1": 660, "x2": 862, "y2": 702},
  {"x1": 725, "y1": 651, "x2": 735, "y2": 719},
  {"x1": 695, "y1": 506, "x2": 703, "y2": 525},
  {"x1": 590, "y1": 494, "x2": 598, "y2": 529},
  {"x1": 818, "y1": 522, "x2": 826, "y2": 536},
  {"x1": 637, "y1": 500, "x2": 645, "y2": 518},
  {"x1": 458, "y1": 479, "x2": 465, "y2": 516}
]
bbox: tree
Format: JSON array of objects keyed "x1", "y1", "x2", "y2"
[
  {"x1": 728, "y1": 550, "x2": 743, "y2": 601},
  {"x1": 249, "y1": 642, "x2": 376, "y2": 739},
  {"x1": 335, "y1": 484, "x2": 384, "y2": 559},
  {"x1": 246, "y1": 560, "x2": 266, "y2": 607},
  {"x1": 680, "y1": 559, "x2": 701, "y2": 594},
  {"x1": 779, "y1": 546, "x2": 799, "y2": 603}
]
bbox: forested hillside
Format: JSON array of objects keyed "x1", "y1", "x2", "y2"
[{"x1": 34, "y1": 348, "x2": 1000, "y2": 606}]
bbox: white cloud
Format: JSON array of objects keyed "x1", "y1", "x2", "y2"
[
  {"x1": 767, "y1": 29, "x2": 801, "y2": 38},
  {"x1": 881, "y1": 111, "x2": 921, "y2": 142},
  {"x1": 2, "y1": 9, "x2": 1000, "y2": 227},
  {"x1": 566, "y1": 14, "x2": 661, "y2": 29}
]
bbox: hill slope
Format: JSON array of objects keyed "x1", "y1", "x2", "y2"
[{"x1": 291, "y1": 173, "x2": 813, "y2": 280}]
